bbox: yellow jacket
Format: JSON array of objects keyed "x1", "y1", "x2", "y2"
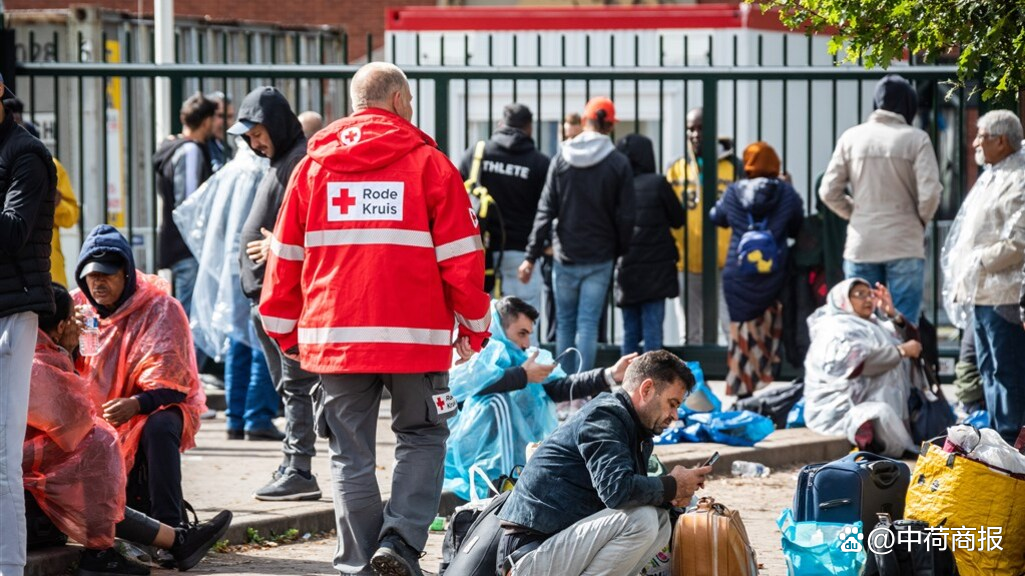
[
  {"x1": 665, "y1": 147, "x2": 739, "y2": 273},
  {"x1": 50, "y1": 158, "x2": 79, "y2": 288}
]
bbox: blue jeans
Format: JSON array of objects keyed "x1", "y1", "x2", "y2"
[
  {"x1": 224, "y1": 338, "x2": 278, "y2": 432},
  {"x1": 497, "y1": 250, "x2": 542, "y2": 345},
  {"x1": 553, "y1": 260, "x2": 613, "y2": 373},
  {"x1": 621, "y1": 300, "x2": 666, "y2": 356},
  {"x1": 974, "y1": 305, "x2": 1025, "y2": 444},
  {"x1": 843, "y1": 258, "x2": 924, "y2": 320}
]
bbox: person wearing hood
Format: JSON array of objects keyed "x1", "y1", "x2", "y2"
[
  {"x1": 519, "y1": 96, "x2": 635, "y2": 373},
  {"x1": 229, "y1": 86, "x2": 322, "y2": 502},
  {"x1": 819, "y1": 74, "x2": 942, "y2": 321},
  {"x1": 442, "y1": 296, "x2": 635, "y2": 506},
  {"x1": 711, "y1": 142, "x2": 803, "y2": 397},
  {"x1": 614, "y1": 134, "x2": 685, "y2": 356},
  {"x1": 72, "y1": 225, "x2": 207, "y2": 568},
  {"x1": 458, "y1": 103, "x2": 550, "y2": 319},
  {"x1": 259, "y1": 62, "x2": 491, "y2": 576}
]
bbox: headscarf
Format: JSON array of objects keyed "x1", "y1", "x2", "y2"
[{"x1": 742, "y1": 141, "x2": 781, "y2": 179}]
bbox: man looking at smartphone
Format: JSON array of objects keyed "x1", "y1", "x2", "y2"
[{"x1": 496, "y1": 350, "x2": 711, "y2": 576}]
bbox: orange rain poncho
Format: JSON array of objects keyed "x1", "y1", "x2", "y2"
[
  {"x1": 73, "y1": 271, "x2": 207, "y2": 472},
  {"x1": 23, "y1": 330, "x2": 126, "y2": 549}
]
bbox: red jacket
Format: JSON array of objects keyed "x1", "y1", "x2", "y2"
[{"x1": 259, "y1": 108, "x2": 491, "y2": 374}]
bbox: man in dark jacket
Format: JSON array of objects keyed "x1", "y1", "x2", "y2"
[
  {"x1": 518, "y1": 97, "x2": 635, "y2": 373},
  {"x1": 229, "y1": 86, "x2": 322, "y2": 502},
  {"x1": 458, "y1": 104, "x2": 550, "y2": 319},
  {"x1": 614, "y1": 134, "x2": 685, "y2": 356},
  {"x1": 496, "y1": 350, "x2": 709, "y2": 576},
  {"x1": 0, "y1": 73, "x2": 57, "y2": 576}
]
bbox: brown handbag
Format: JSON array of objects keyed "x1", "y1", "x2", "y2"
[{"x1": 672, "y1": 496, "x2": 759, "y2": 576}]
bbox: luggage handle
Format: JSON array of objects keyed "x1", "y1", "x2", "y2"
[
  {"x1": 819, "y1": 498, "x2": 852, "y2": 509},
  {"x1": 866, "y1": 461, "x2": 902, "y2": 488},
  {"x1": 842, "y1": 451, "x2": 891, "y2": 463}
]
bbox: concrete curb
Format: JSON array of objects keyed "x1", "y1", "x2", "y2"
[{"x1": 654, "y1": 428, "x2": 854, "y2": 474}]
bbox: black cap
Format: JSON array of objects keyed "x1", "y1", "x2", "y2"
[
  {"x1": 79, "y1": 251, "x2": 125, "y2": 279},
  {"x1": 0, "y1": 71, "x2": 16, "y2": 101},
  {"x1": 503, "y1": 103, "x2": 533, "y2": 129}
]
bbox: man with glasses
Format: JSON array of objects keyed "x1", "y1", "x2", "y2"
[
  {"x1": 943, "y1": 110, "x2": 1025, "y2": 445},
  {"x1": 820, "y1": 74, "x2": 942, "y2": 321}
]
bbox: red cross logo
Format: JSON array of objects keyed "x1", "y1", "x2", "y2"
[
  {"x1": 332, "y1": 187, "x2": 356, "y2": 215},
  {"x1": 340, "y1": 126, "x2": 361, "y2": 146},
  {"x1": 436, "y1": 397, "x2": 447, "y2": 411}
]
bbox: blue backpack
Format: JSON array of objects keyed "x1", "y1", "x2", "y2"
[{"x1": 737, "y1": 213, "x2": 778, "y2": 275}]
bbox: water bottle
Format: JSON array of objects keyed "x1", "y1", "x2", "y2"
[
  {"x1": 731, "y1": 460, "x2": 771, "y2": 478},
  {"x1": 79, "y1": 307, "x2": 101, "y2": 357}
]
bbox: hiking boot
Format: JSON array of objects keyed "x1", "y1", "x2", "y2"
[
  {"x1": 370, "y1": 533, "x2": 424, "y2": 576},
  {"x1": 253, "y1": 467, "x2": 321, "y2": 501},
  {"x1": 77, "y1": 547, "x2": 150, "y2": 576},
  {"x1": 169, "y1": 509, "x2": 233, "y2": 571}
]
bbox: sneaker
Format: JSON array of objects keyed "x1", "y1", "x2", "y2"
[
  {"x1": 253, "y1": 467, "x2": 322, "y2": 501},
  {"x1": 78, "y1": 547, "x2": 151, "y2": 576},
  {"x1": 245, "y1": 426, "x2": 286, "y2": 441},
  {"x1": 271, "y1": 464, "x2": 288, "y2": 482},
  {"x1": 169, "y1": 509, "x2": 232, "y2": 571},
  {"x1": 370, "y1": 533, "x2": 424, "y2": 576}
]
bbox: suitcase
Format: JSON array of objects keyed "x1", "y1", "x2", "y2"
[
  {"x1": 672, "y1": 496, "x2": 758, "y2": 576},
  {"x1": 793, "y1": 451, "x2": 910, "y2": 535}
]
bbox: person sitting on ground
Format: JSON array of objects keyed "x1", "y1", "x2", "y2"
[
  {"x1": 803, "y1": 278, "x2": 920, "y2": 458},
  {"x1": 72, "y1": 225, "x2": 208, "y2": 568},
  {"x1": 444, "y1": 296, "x2": 637, "y2": 504},
  {"x1": 496, "y1": 350, "x2": 710, "y2": 576},
  {"x1": 25, "y1": 283, "x2": 231, "y2": 575}
]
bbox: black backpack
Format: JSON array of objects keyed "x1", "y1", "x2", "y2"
[
  {"x1": 440, "y1": 490, "x2": 511, "y2": 576},
  {"x1": 731, "y1": 379, "x2": 805, "y2": 429}
]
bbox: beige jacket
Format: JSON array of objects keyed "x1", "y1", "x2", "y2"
[
  {"x1": 950, "y1": 151, "x2": 1025, "y2": 305},
  {"x1": 819, "y1": 110, "x2": 942, "y2": 262}
]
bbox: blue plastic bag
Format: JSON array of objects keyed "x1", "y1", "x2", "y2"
[
  {"x1": 778, "y1": 508, "x2": 866, "y2": 575},
  {"x1": 654, "y1": 410, "x2": 774, "y2": 447},
  {"x1": 786, "y1": 398, "x2": 806, "y2": 429},
  {"x1": 678, "y1": 361, "x2": 722, "y2": 417},
  {"x1": 964, "y1": 409, "x2": 990, "y2": 429}
]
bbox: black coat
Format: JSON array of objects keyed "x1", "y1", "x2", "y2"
[
  {"x1": 613, "y1": 134, "x2": 684, "y2": 306},
  {"x1": 0, "y1": 111, "x2": 56, "y2": 316},
  {"x1": 458, "y1": 127, "x2": 550, "y2": 252}
]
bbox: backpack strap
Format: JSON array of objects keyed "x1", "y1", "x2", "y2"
[{"x1": 468, "y1": 140, "x2": 486, "y2": 190}]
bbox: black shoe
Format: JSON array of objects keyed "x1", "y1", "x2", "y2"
[
  {"x1": 170, "y1": 510, "x2": 233, "y2": 571},
  {"x1": 78, "y1": 547, "x2": 151, "y2": 576},
  {"x1": 226, "y1": 429, "x2": 244, "y2": 440},
  {"x1": 245, "y1": 427, "x2": 285, "y2": 441},
  {"x1": 370, "y1": 533, "x2": 424, "y2": 576}
]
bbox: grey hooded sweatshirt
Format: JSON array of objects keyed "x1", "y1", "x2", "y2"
[{"x1": 525, "y1": 131, "x2": 635, "y2": 265}]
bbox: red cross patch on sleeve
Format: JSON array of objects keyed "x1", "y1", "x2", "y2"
[{"x1": 432, "y1": 392, "x2": 457, "y2": 416}]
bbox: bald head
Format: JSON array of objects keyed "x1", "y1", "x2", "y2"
[
  {"x1": 350, "y1": 62, "x2": 413, "y2": 121},
  {"x1": 298, "y1": 111, "x2": 324, "y2": 138}
]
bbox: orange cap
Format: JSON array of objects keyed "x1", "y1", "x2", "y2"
[{"x1": 582, "y1": 96, "x2": 617, "y2": 124}]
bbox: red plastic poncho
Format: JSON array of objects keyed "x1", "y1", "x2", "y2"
[
  {"x1": 73, "y1": 271, "x2": 207, "y2": 473},
  {"x1": 23, "y1": 329, "x2": 126, "y2": 549}
]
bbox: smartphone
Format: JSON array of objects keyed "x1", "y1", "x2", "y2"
[{"x1": 701, "y1": 452, "x2": 720, "y2": 468}]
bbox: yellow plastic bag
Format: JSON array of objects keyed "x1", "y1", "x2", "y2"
[{"x1": 904, "y1": 443, "x2": 1025, "y2": 575}]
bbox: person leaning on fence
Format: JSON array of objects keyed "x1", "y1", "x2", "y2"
[
  {"x1": 0, "y1": 72, "x2": 57, "y2": 576},
  {"x1": 710, "y1": 142, "x2": 804, "y2": 398},
  {"x1": 72, "y1": 225, "x2": 207, "y2": 569},
  {"x1": 942, "y1": 109, "x2": 1025, "y2": 445},
  {"x1": 819, "y1": 74, "x2": 942, "y2": 321},
  {"x1": 443, "y1": 296, "x2": 637, "y2": 506},
  {"x1": 495, "y1": 350, "x2": 709, "y2": 576},
  {"x1": 258, "y1": 62, "x2": 491, "y2": 576},
  {"x1": 25, "y1": 283, "x2": 231, "y2": 576}
]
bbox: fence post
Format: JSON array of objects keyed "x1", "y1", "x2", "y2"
[
  {"x1": 700, "y1": 78, "x2": 720, "y2": 345},
  {"x1": 434, "y1": 78, "x2": 449, "y2": 153}
]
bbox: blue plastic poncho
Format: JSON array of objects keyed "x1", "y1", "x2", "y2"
[
  {"x1": 444, "y1": 303, "x2": 566, "y2": 500},
  {"x1": 172, "y1": 140, "x2": 268, "y2": 360}
]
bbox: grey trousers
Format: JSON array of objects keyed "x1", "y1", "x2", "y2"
[
  {"x1": 0, "y1": 312, "x2": 37, "y2": 576},
  {"x1": 251, "y1": 306, "x2": 319, "y2": 471},
  {"x1": 512, "y1": 506, "x2": 671, "y2": 576},
  {"x1": 319, "y1": 372, "x2": 453, "y2": 575}
]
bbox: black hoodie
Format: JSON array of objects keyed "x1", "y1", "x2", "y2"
[
  {"x1": 457, "y1": 126, "x2": 550, "y2": 252},
  {"x1": 237, "y1": 87, "x2": 308, "y2": 300},
  {"x1": 873, "y1": 74, "x2": 918, "y2": 126},
  {"x1": 613, "y1": 134, "x2": 684, "y2": 306}
]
